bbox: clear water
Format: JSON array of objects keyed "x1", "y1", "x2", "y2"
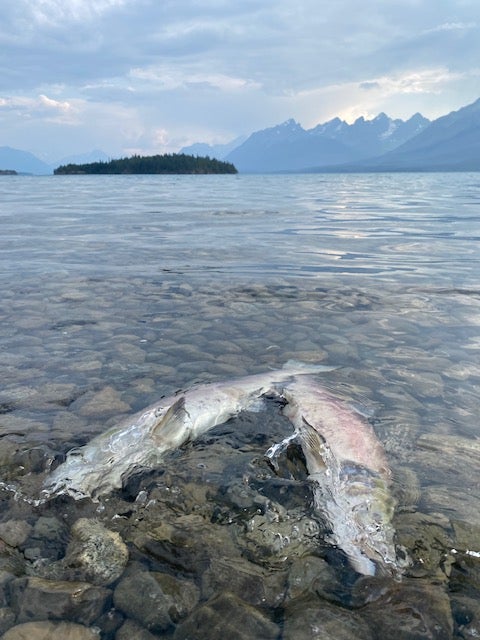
[{"x1": 1, "y1": 173, "x2": 480, "y2": 637}]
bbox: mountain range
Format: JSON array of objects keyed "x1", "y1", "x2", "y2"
[
  {"x1": 181, "y1": 112, "x2": 430, "y2": 172},
  {"x1": 1, "y1": 97, "x2": 480, "y2": 174},
  {"x1": 182, "y1": 97, "x2": 480, "y2": 173}
]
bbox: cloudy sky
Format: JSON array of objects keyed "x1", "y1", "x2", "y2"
[{"x1": 1, "y1": 0, "x2": 479, "y2": 161}]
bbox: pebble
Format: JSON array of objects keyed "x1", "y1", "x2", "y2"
[
  {"x1": 358, "y1": 578, "x2": 454, "y2": 640},
  {"x1": 286, "y1": 555, "x2": 344, "y2": 605},
  {"x1": 0, "y1": 522, "x2": 32, "y2": 549},
  {"x1": 1, "y1": 620, "x2": 100, "y2": 640},
  {"x1": 62, "y1": 518, "x2": 129, "y2": 586},
  {"x1": 115, "y1": 619, "x2": 159, "y2": 640},
  {"x1": 283, "y1": 596, "x2": 373, "y2": 640},
  {"x1": 173, "y1": 592, "x2": 279, "y2": 640},
  {"x1": 201, "y1": 556, "x2": 287, "y2": 608},
  {"x1": 113, "y1": 569, "x2": 175, "y2": 632},
  {"x1": 9, "y1": 576, "x2": 110, "y2": 625},
  {"x1": 72, "y1": 387, "x2": 131, "y2": 418},
  {"x1": 0, "y1": 608, "x2": 15, "y2": 636}
]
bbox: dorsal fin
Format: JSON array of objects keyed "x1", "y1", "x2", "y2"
[
  {"x1": 151, "y1": 396, "x2": 187, "y2": 442},
  {"x1": 298, "y1": 416, "x2": 327, "y2": 471}
]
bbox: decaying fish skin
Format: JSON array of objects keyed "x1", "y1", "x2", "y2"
[
  {"x1": 280, "y1": 376, "x2": 398, "y2": 576},
  {"x1": 42, "y1": 363, "x2": 400, "y2": 577},
  {"x1": 43, "y1": 362, "x2": 333, "y2": 501}
]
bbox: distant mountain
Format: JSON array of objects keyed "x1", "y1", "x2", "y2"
[
  {"x1": 180, "y1": 135, "x2": 247, "y2": 160},
  {"x1": 0, "y1": 146, "x2": 52, "y2": 175},
  {"x1": 225, "y1": 119, "x2": 353, "y2": 172},
  {"x1": 312, "y1": 98, "x2": 480, "y2": 172},
  {"x1": 310, "y1": 112, "x2": 430, "y2": 158},
  {"x1": 223, "y1": 113, "x2": 430, "y2": 172}
]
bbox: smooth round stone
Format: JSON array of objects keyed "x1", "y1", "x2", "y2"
[
  {"x1": 113, "y1": 570, "x2": 173, "y2": 632},
  {"x1": 0, "y1": 522, "x2": 32, "y2": 549},
  {"x1": 283, "y1": 596, "x2": 373, "y2": 640},
  {"x1": 115, "y1": 619, "x2": 158, "y2": 640},
  {"x1": 1, "y1": 620, "x2": 100, "y2": 640},
  {"x1": 201, "y1": 556, "x2": 287, "y2": 608},
  {"x1": 74, "y1": 387, "x2": 131, "y2": 418},
  {"x1": 63, "y1": 518, "x2": 129, "y2": 586},
  {"x1": 71, "y1": 360, "x2": 103, "y2": 372},
  {"x1": 9, "y1": 576, "x2": 110, "y2": 626},
  {"x1": 113, "y1": 343, "x2": 146, "y2": 364},
  {"x1": 0, "y1": 607, "x2": 15, "y2": 636},
  {"x1": 173, "y1": 592, "x2": 279, "y2": 640}
]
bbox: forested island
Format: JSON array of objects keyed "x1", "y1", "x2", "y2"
[{"x1": 54, "y1": 153, "x2": 237, "y2": 175}]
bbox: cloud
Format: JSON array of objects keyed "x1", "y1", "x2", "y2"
[
  {"x1": 0, "y1": 93, "x2": 76, "y2": 122},
  {"x1": 423, "y1": 21, "x2": 477, "y2": 34},
  {"x1": 18, "y1": 0, "x2": 128, "y2": 26},
  {"x1": 128, "y1": 66, "x2": 261, "y2": 92},
  {"x1": 361, "y1": 68, "x2": 463, "y2": 96},
  {"x1": 1, "y1": 0, "x2": 480, "y2": 156}
]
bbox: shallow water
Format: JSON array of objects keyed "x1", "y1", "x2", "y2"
[{"x1": 1, "y1": 173, "x2": 480, "y2": 638}]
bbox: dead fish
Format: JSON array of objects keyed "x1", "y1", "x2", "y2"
[
  {"x1": 279, "y1": 376, "x2": 398, "y2": 576},
  {"x1": 43, "y1": 361, "x2": 333, "y2": 501}
]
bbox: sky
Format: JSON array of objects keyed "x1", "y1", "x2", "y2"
[{"x1": 1, "y1": 0, "x2": 479, "y2": 161}]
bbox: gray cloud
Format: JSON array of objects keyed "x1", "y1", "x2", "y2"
[{"x1": 1, "y1": 0, "x2": 479, "y2": 157}]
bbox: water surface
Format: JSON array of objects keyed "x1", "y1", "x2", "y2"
[{"x1": 1, "y1": 173, "x2": 480, "y2": 638}]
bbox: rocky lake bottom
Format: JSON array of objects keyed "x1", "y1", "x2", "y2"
[
  {"x1": 0, "y1": 273, "x2": 479, "y2": 639},
  {"x1": 1, "y1": 173, "x2": 480, "y2": 638}
]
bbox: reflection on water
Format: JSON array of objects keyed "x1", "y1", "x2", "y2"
[{"x1": 1, "y1": 174, "x2": 480, "y2": 638}]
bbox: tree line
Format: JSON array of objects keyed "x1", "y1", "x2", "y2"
[{"x1": 54, "y1": 153, "x2": 238, "y2": 175}]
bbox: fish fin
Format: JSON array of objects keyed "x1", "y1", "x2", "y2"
[
  {"x1": 282, "y1": 360, "x2": 339, "y2": 374},
  {"x1": 298, "y1": 417, "x2": 328, "y2": 470},
  {"x1": 151, "y1": 396, "x2": 187, "y2": 440}
]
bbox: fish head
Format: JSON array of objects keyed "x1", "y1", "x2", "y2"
[
  {"x1": 337, "y1": 467, "x2": 399, "y2": 576},
  {"x1": 42, "y1": 446, "x2": 122, "y2": 501}
]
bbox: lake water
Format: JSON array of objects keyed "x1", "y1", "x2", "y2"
[{"x1": 1, "y1": 173, "x2": 480, "y2": 638}]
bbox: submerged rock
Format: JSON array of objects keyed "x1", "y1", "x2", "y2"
[
  {"x1": 285, "y1": 554, "x2": 346, "y2": 606},
  {"x1": 31, "y1": 518, "x2": 129, "y2": 587},
  {"x1": 132, "y1": 512, "x2": 240, "y2": 574},
  {"x1": 0, "y1": 521, "x2": 32, "y2": 549},
  {"x1": 394, "y1": 511, "x2": 453, "y2": 579},
  {"x1": 0, "y1": 572, "x2": 14, "y2": 607},
  {"x1": 0, "y1": 607, "x2": 15, "y2": 636},
  {"x1": 113, "y1": 567, "x2": 199, "y2": 633},
  {"x1": 72, "y1": 386, "x2": 130, "y2": 418},
  {"x1": 451, "y1": 594, "x2": 480, "y2": 639},
  {"x1": 173, "y1": 592, "x2": 279, "y2": 640},
  {"x1": 62, "y1": 518, "x2": 129, "y2": 586},
  {"x1": 201, "y1": 556, "x2": 287, "y2": 608},
  {"x1": 115, "y1": 619, "x2": 159, "y2": 640},
  {"x1": 356, "y1": 577, "x2": 453, "y2": 640},
  {"x1": 0, "y1": 620, "x2": 100, "y2": 639},
  {"x1": 0, "y1": 542, "x2": 25, "y2": 577},
  {"x1": 283, "y1": 595, "x2": 373, "y2": 640},
  {"x1": 26, "y1": 516, "x2": 68, "y2": 562},
  {"x1": 9, "y1": 576, "x2": 110, "y2": 625}
]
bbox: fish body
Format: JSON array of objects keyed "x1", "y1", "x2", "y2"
[
  {"x1": 43, "y1": 362, "x2": 332, "y2": 500},
  {"x1": 43, "y1": 363, "x2": 399, "y2": 576},
  {"x1": 280, "y1": 377, "x2": 397, "y2": 576}
]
